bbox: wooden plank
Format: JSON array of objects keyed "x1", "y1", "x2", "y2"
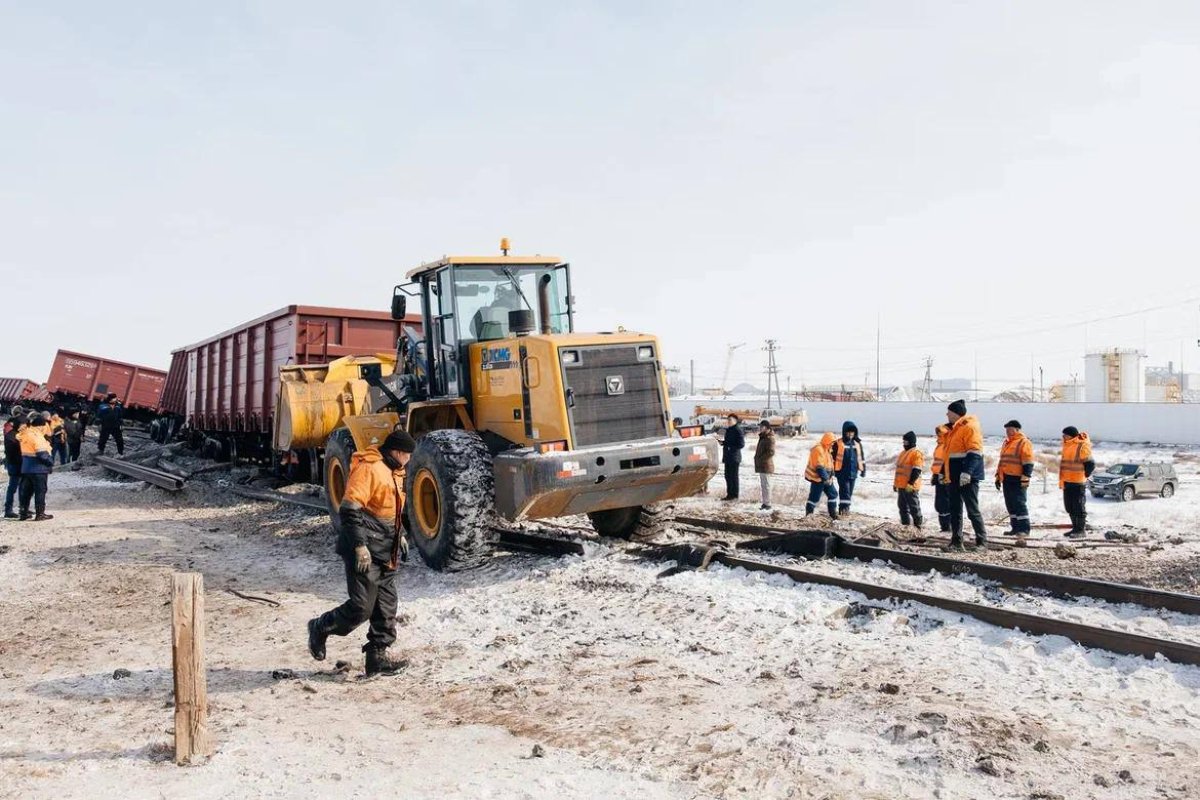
[{"x1": 172, "y1": 572, "x2": 211, "y2": 765}]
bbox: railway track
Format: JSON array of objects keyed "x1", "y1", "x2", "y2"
[
  {"x1": 220, "y1": 483, "x2": 1200, "y2": 666},
  {"x1": 491, "y1": 521, "x2": 1200, "y2": 668}
]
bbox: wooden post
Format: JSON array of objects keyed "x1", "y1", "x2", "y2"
[{"x1": 172, "y1": 572, "x2": 211, "y2": 765}]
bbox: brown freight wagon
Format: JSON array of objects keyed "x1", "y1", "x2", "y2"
[
  {"x1": 158, "y1": 305, "x2": 421, "y2": 461},
  {"x1": 0, "y1": 377, "x2": 40, "y2": 406},
  {"x1": 45, "y1": 350, "x2": 168, "y2": 414}
]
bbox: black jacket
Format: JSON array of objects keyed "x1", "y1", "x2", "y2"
[
  {"x1": 96, "y1": 401, "x2": 124, "y2": 431},
  {"x1": 722, "y1": 425, "x2": 745, "y2": 465},
  {"x1": 4, "y1": 422, "x2": 22, "y2": 469},
  {"x1": 64, "y1": 419, "x2": 85, "y2": 443}
]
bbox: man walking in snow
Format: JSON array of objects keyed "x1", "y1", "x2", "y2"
[
  {"x1": 308, "y1": 430, "x2": 415, "y2": 676},
  {"x1": 720, "y1": 414, "x2": 745, "y2": 501},
  {"x1": 830, "y1": 421, "x2": 866, "y2": 515},
  {"x1": 1059, "y1": 426, "x2": 1095, "y2": 539},
  {"x1": 893, "y1": 431, "x2": 924, "y2": 528},
  {"x1": 943, "y1": 400, "x2": 986, "y2": 550},
  {"x1": 754, "y1": 420, "x2": 775, "y2": 510},
  {"x1": 995, "y1": 420, "x2": 1035, "y2": 536},
  {"x1": 804, "y1": 432, "x2": 839, "y2": 518}
]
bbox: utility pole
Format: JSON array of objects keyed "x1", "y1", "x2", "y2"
[
  {"x1": 973, "y1": 351, "x2": 979, "y2": 402},
  {"x1": 690, "y1": 359, "x2": 695, "y2": 396},
  {"x1": 763, "y1": 339, "x2": 783, "y2": 410},
  {"x1": 1039, "y1": 366, "x2": 1044, "y2": 403},
  {"x1": 921, "y1": 356, "x2": 934, "y2": 400},
  {"x1": 875, "y1": 312, "x2": 881, "y2": 401}
]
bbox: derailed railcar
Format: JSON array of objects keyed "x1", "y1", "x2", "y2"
[
  {"x1": 154, "y1": 305, "x2": 421, "y2": 468},
  {"x1": 44, "y1": 350, "x2": 167, "y2": 420}
]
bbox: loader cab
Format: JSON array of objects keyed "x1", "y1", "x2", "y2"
[{"x1": 399, "y1": 255, "x2": 574, "y2": 400}]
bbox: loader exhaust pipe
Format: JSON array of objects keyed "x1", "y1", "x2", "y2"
[{"x1": 538, "y1": 273, "x2": 553, "y2": 335}]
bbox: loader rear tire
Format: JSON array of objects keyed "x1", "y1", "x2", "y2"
[
  {"x1": 324, "y1": 429, "x2": 355, "y2": 538},
  {"x1": 405, "y1": 430, "x2": 495, "y2": 571}
]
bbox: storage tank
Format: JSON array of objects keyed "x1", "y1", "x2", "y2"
[{"x1": 1084, "y1": 349, "x2": 1145, "y2": 403}]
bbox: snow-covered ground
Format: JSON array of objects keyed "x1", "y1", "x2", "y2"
[{"x1": 1, "y1": 439, "x2": 1198, "y2": 799}]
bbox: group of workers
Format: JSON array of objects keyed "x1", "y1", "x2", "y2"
[
  {"x1": 2, "y1": 393, "x2": 126, "y2": 522},
  {"x1": 721, "y1": 399, "x2": 1097, "y2": 550}
]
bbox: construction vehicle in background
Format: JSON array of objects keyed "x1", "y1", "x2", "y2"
[
  {"x1": 274, "y1": 242, "x2": 718, "y2": 570},
  {"x1": 693, "y1": 405, "x2": 808, "y2": 437}
]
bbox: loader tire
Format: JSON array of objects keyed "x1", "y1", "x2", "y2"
[
  {"x1": 406, "y1": 430, "x2": 495, "y2": 571},
  {"x1": 588, "y1": 502, "x2": 675, "y2": 541},
  {"x1": 324, "y1": 428, "x2": 355, "y2": 538}
]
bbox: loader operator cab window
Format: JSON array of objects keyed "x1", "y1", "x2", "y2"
[{"x1": 455, "y1": 265, "x2": 573, "y2": 345}]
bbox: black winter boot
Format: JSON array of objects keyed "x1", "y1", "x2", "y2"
[
  {"x1": 365, "y1": 647, "x2": 408, "y2": 677},
  {"x1": 307, "y1": 614, "x2": 335, "y2": 661}
]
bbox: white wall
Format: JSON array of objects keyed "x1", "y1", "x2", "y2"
[{"x1": 678, "y1": 398, "x2": 1200, "y2": 445}]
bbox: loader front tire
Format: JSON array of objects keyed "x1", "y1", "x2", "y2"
[
  {"x1": 405, "y1": 430, "x2": 495, "y2": 571},
  {"x1": 588, "y1": 503, "x2": 674, "y2": 541},
  {"x1": 324, "y1": 428, "x2": 356, "y2": 538}
]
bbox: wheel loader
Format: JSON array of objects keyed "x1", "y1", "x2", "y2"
[{"x1": 274, "y1": 244, "x2": 718, "y2": 570}]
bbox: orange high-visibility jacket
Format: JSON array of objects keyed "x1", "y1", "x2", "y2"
[
  {"x1": 1059, "y1": 433, "x2": 1093, "y2": 488},
  {"x1": 832, "y1": 438, "x2": 864, "y2": 473},
  {"x1": 894, "y1": 447, "x2": 924, "y2": 491},
  {"x1": 945, "y1": 414, "x2": 984, "y2": 479},
  {"x1": 342, "y1": 449, "x2": 407, "y2": 525},
  {"x1": 931, "y1": 425, "x2": 949, "y2": 478},
  {"x1": 996, "y1": 432, "x2": 1035, "y2": 480},
  {"x1": 805, "y1": 432, "x2": 836, "y2": 483},
  {"x1": 18, "y1": 425, "x2": 51, "y2": 457}
]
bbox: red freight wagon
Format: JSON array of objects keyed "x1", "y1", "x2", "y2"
[
  {"x1": 0, "y1": 377, "x2": 40, "y2": 405},
  {"x1": 45, "y1": 350, "x2": 168, "y2": 412},
  {"x1": 159, "y1": 305, "x2": 421, "y2": 459}
]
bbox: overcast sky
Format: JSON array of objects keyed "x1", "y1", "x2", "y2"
[{"x1": 3, "y1": 2, "x2": 1199, "y2": 392}]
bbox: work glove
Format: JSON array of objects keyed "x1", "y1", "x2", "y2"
[
  {"x1": 354, "y1": 545, "x2": 371, "y2": 574},
  {"x1": 958, "y1": 473, "x2": 972, "y2": 487},
  {"x1": 995, "y1": 480, "x2": 1002, "y2": 492},
  {"x1": 1020, "y1": 478, "x2": 1030, "y2": 489},
  {"x1": 893, "y1": 486, "x2": 898, "y2": 493}
]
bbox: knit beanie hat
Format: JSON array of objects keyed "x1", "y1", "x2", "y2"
[
  {"x1": 1062, "y1": 426, "x2": 1079, "y2": 438},
  {"x1": 902, "y1": 431, "x2": 917, "y2": 447},
  {"x1": 382, "y1": 430, "x2": 417, "y2": 453},
  {"x1": 1004, "y1": 420, "x2": 1021, "y2": 430},
  {"x1": 947, "y1": 399, "x2": 967, "y2": 416}
]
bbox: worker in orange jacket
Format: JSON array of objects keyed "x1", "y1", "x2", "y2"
[
  {"x1": 995, "y1": 420, "x2": 1035, "y2": 535},
  {"x1": 943, "y1": 399, "x2": 987, "y2": 550},
  {"x1": 804, "y1": 432, "x2": 839, "y2": 518},
  {"x1": 930, "y1": 424, "x2": 951, "y2": 532},
  {"x1": 308, "y1": 429, "x2": 415, "y2": 677},
  {"x1": 1059, "y1": 426, "x2": 1095, "y2": 538},
  {"x1": 893, "y1": 431, "x2": 924, "y2": 528}
]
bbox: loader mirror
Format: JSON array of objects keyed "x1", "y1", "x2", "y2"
[{"x1": 391, "y1": 290, "x2": 407, "y2": 321}]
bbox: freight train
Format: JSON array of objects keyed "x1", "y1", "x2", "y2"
[{"x1": 150, "y1": 304, "x2": 423, "y2": 477}]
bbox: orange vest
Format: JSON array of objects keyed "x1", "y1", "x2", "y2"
[
  {"x1": 931, "y1": 426, "x2": 948, "y2": 477},
  {"x1": 996, "y1": 433, "x2": 1034, "y2": 479},
  {"x1": 805, "y1": 433, "x2": 836, "y2": 482},
  {"x1": 894, "y1": 447, "x2": 924, "y2": 491},
  {"x1": 1059, "y1": 433, "x2": 1092, "y2": 488},
  {"x1": 833, "y1": 439, "x2": 863, "y2": 472}
]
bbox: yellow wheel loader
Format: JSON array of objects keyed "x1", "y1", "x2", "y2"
[{"x1": 275, "y1": 245, "x2": 718, "y2": 570}]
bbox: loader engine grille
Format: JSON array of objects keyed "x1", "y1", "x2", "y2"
[{"x1": 563, "y1": 345, "x2": 668, "y2": 447}]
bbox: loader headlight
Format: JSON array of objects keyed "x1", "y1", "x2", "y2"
[
  {"x1": 560, "y1": 349, "x2": 579, "y2": 365},
  {"x1": 637, "y1": 345, "x2": 654, "y2": 360}
]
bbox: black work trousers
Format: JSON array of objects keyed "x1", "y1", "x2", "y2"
[
  {"x1": 897, "y1": 490, "x2": 923, "y2": 527},
  {"x1": 1063, "y1": 483, "x2": 1087, "y2": 532},
  {"x1": 68, "y1": 439, "x2": 82, "y2": 462},
  {"x1": 98, "y1": 427, "x2": 124, "y2": 455},
  {"x1": 724, "y1": 461, "x2": 740, "y2": 499},
  {"x1": 933, "y1": 480, "x2": 951, "y2": 531},
  {"x1": 327, "y1": 552, "x2": 398, "y2": 651},
  {"x1": 18, "y1": 473, "x2": 48, "y2": 516},
  {"x1": 947, "y1": 478, "x2": 986, "y2": 545},
  {"x1": 1002, "y1": 476, "x2": 1031, "y2": 534}
]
